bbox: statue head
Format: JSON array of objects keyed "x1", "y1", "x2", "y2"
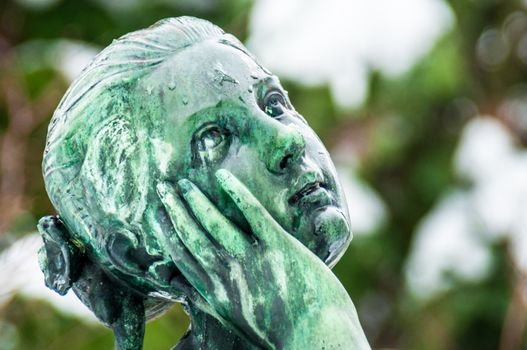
[{"x1": 40, "y1": 17, "x2": 352, "y2": 316}]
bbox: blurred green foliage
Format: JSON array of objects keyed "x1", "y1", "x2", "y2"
[{"x1": 0, "y1": 0, "x2": 526, "y2": 349}]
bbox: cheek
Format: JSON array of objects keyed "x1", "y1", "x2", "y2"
[
  {"x1": 214, "y1": 144, "x2": 291, "y2": 223},
  {"x1": 216, "y1": 144, "x2": 267, "y2": 198},
  {"x1": 191, "y1": 144, "x2": 263, "y2": 232},
  {"x1": 186, "y1": 141, "x2": 257, "y2": 204}
]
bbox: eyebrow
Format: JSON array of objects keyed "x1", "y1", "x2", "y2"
[
  {"x1": 259, "y1": 76, "x2": 278, "y2": 86},
  {"x1": 253, "y1": 76, "x2": 283, "y2": 100}
]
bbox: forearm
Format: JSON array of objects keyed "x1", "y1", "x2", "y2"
[{"x1": 284, "y1": 305, "x2": 371, "y2": 350}]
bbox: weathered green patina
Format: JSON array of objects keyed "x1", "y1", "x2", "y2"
[{"x1": 38, "y1": 17, "x2": 371, "y2": 349}]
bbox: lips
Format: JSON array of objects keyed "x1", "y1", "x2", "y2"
[
  {"x1": 288, "y1": 181, "x2": 323, "y2": 205},
  {"x1": 287, "y1": 171, "x2": 335, "y2": 210}
]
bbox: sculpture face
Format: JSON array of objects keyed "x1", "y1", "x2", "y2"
[{"x1": 140, "y1": 40, "x2": 351, "y2": 266}]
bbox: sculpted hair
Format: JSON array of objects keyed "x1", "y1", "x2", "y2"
[{"x1": 42, "y1": 17, "x2": 243, "y2": 287}]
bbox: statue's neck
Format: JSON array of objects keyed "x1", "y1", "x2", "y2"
[{"x1": 174, "y1": 302, "x2": 258, "y2": 350}]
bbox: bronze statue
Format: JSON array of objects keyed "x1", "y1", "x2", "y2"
[{"x1": 38, "y1": 17, "x2": 370, "y2": 349}]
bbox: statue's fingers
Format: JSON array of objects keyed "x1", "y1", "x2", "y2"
[
  {"x1": 152, "y1": 213, "x2": 225, "y2": 304},
  {"x1": 215, "y1": 169, "x2": 283, "y2": 245},
  {"x1": 168, "y1": 247, "x2": 213, "y2": 299},
  {"x1": 156, "y1": 181, "x2": 221, "y2": 271},
  {"x1": 178, "y1": 179, "x2": 251, "y2": 259},
  {"x1": 151, "y1": 210, "x2": 211, "y2": 295}
]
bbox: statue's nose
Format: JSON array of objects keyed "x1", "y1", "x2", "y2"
[{"x1": 260, "y1": 120, "x2": 306, "y2": 174}]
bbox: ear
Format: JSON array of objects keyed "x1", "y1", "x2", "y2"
[
  {"x1": 106, "y1": 229, "x2": 181, "y2": 291},
  {"x1": 106, "y1": 229, "x2": 163, "y2": 275},
  {"x1": 37, "y1": 216, "x2": 82, "y2": 295}
]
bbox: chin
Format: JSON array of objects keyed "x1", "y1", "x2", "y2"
[{"x1": 297, "y1": 204, "x2": 352, "y2": 268}]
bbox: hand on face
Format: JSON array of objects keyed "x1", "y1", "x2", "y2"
[
  {"x1": 155, "y1": 170, "x2": 370, "y2": 350},
  {"x1": 147, "y1": 40, "x2": 352, "y2": 266}
]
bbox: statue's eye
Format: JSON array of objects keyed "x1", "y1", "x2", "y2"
[
  {"x1": 198, "y1": 126, "x2": 224, "y2": 151},
  {"x1": 193, "y1": 124, "x2": 230, "y2": 164},
  {"x1": 263, "y1": 91, "x2": 287, "y2": 118}
]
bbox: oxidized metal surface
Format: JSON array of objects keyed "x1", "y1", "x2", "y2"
[{"x1": 38, "y1": 17, "x2": 370, "y2": 350}]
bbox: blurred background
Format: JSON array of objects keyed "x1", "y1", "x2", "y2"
[{"x1": 0, "y1": 0, "x2": 526, "y2": 349}]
